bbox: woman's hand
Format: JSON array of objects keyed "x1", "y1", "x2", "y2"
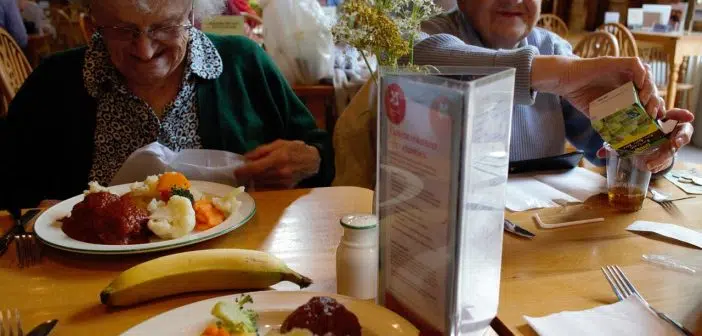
[
  {"x1": 641, "y1": 113, "x2": 694, "y2": 173},
  {"x1": 234, "y1": 140, "x2": 321, "y2": 189},
  {"x1": 596, "y1": 108, "x2": 695, "y2": 173},
  {"x1": 532, "y1": 56, "x2": 664, "y2": 118}
]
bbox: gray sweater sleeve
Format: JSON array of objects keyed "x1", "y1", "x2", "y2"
[{"x1": 411, "y1": 33, "x2": 539, "y2": 105}]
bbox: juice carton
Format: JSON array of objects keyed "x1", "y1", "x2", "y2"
[{"x1": 589, "y1": 82, "x2": 667, "y2": 155}]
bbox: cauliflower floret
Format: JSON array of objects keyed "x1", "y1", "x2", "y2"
[
  {"x1": 147, "y1": 198, "x2": 165, "y2": 213},
  {"x1": 147, "y1": 195, "x2": 196, "y2": 239},
  {"x1": 83, "y1": 181, "x2": 111, "y2": 195},
  {"x1": 211, "y1": 187, "x2": 245, "y2": 215},
  {"x1": 129, "y1": 175, "x2": 160, "y2": 197}
]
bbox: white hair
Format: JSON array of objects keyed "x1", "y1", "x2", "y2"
[{"x1": 75, "y1": 0, "x2": 226, "y2": 19}]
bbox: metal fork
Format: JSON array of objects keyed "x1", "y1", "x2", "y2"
[
  {"x1": 14, "y1": 233, "x2": 41, "y2": 269},
  {"x1": 0, "y1": 308, "x2": 23, "y2": 336},
  {"x1": 601, "y1": 265, "x2": 693, "y2": 336},
  {"x1": 648, "y1": 188, "x2": 685, "y2": 216}
]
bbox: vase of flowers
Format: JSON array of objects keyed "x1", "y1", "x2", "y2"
[{"x1": 329, "y1": 0, "x2": 442, "y2": 189}]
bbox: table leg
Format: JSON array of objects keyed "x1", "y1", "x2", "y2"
[{"x1": 665, "y1": 59, "x2": 681, "y2": 110}]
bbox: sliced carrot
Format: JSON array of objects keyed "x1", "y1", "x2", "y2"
[
  {"x1": 157, "y1": 172, "x2": 190, "y2": 193},
  {"x1": 201, "y1": 324, "x2": 219, "y2": 336},
  {"x1": 216, "y1": 328, "x2": 231, "y2": 336},
  {"x1": 194, "y1": 199, "x2": 225, "y2": 230}
]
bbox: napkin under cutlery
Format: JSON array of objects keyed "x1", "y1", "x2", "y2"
[{"x1": 524, "y1": 296, "x2": 681, "y2": 336}]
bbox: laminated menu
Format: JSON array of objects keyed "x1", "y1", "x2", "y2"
[
  {"x1": 589, "y1": 82, "x2": 667, "y2": 155},
  {"x1": 376, "y1": 67, "x2": 515, "y2": 335}
]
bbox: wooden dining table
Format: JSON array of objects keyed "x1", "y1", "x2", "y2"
[
  {"x1": 495, "y1": 163, "x2": 702, "y2": 335},
  {"x1": 0, "y1": 187, "x2": 498, "y2": 335},
  {"x1": 0, "y1": 187, "x2": 370, "y2": 335},
  {"x1": 1, "y1": 164, "x2": 701, "y2": 335}
]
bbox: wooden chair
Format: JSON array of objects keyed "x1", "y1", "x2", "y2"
[
  {"x1": 78, "y1": 12, "x2": 94, "y2": 43},
  {"x1": 292, "y1": 84, "x2": 335, "y2": 131},
  {"x1": 639, "y1": 47, "x2": 695, "y2": 109},
  {"x1": 573, "y1": 31, "x2": 619, "y2": 58},
  {"x1": 25, "y1": 34, "x2": 52, "y2": 68},
  {"x1": 537, "y1": 14, "x2": 569, "y2": 37},
  {"x1": 50, "y1": 8, "x2": 82, "y2": 51},
  {"x1": 0, "y1": 28, "x2": 32, "y2": 116},
  {"x1": 598, "y1": 23, "x2": 638, "y2": 57}
]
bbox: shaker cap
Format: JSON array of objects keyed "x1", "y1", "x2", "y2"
[{"x1": 340, "y1": 214, "x2": 377, "y2": 230}]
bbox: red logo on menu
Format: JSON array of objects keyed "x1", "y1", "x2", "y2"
[
  {"x1": 430, "y1": 96, "x2": 452, "y2": 136},
  {"x1": 385, "y1": 83, "x2": 406, "y2": 125}
]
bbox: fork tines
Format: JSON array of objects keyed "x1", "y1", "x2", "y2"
[
  {"x1": 601, "y1": 265, "x2": 642, "y2": 301},
  {"x1": 660, "y1": 201, "x2": 683, "y2": 217},
  {"x1": 14, "y1": 234, "x2": 41, "y2": 268},
  {"x1": 602, "y1": 265, "x2": 695, "y2": 336},
  {"x1": 0, "y1": 308, "x2": 22, "y2": 336}
]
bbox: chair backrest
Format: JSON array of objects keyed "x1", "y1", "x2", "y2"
[
  {"x1": 537, "y1": 14, "x2": 569, "y2": 37},
  {"x1": 638, "y1": 47, "x2": 667, "y2": 88},
  {"x1": 598, "y1": 23, "x2": 638, "y2": 57},
  {"x1": 78, "y1": 12, "x2": 93, "y2": 43},
  {"x1": 50, "y1": 8, "x2": 82, "y2": 50},
  {"x1": 0, "y1": 27, "x2": 32, "y2": 103},
  {"x1": 573, "y1": 31, "x2": 620, "y2": 58},
  {"x1": 638, "y1": 47, "x2": 690, "y2": 87}
]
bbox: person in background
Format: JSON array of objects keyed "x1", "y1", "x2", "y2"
[
  {"x1": 1, "y1": 0, "x2": 333, "y2": 210},
  {"x1": 414, "y1": 0, "x2": 694, "y2": 173},
  {"x1": 0, "y1": 0, "x2": 27, "y2": 48},
  {"x1": 17, "y1": 0, "x2": 55, "y2": 36}
]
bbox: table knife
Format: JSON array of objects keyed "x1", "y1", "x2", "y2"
[
  {"x1": 26, "y1": 319, "x2": 58, "y2": 336},
  {"x1": 504, "y1": 219, "x2": 535, "y2": 238},
  {"x1": 0, "y1": 209, "x2": 42, "y2": 256}
]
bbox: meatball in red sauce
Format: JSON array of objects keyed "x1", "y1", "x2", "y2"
[
  {"x1": 61, "y1": 192, "x2": 150, "y2": 245},
  {"x1": 280, "y1": 296, "x2": 361, "y2": 336}
]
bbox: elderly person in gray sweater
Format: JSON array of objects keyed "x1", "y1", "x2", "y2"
[{"x1": 414, "y1": 0, "x2": 694, "y2": 172}]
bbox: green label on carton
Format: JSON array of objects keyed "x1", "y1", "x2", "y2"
[{"x1": 589, "y1": 82, "x2": 667, "y2": 155}]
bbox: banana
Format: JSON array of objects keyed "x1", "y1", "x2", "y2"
[{"x1": 100, "y1": 249, "x2": 312, "y2": 307}]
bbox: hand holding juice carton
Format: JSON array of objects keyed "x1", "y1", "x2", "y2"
[{"x1": 588, "y1": 82, "x2": 674, "y2": 155}]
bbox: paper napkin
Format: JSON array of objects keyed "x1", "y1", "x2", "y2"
[
  {"x1": 627, "y1": 221, "x2": 702, "y2": 249},
  {"x1": 524, "y1": 296, "x2": 681, "y2": 336},
  {"x1": 110, "y1": 142, "x2": 245, "y2": 186}
]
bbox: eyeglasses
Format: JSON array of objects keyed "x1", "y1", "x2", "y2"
[{"x1": 97, "y1": 24, "x2": 193, "y2": 42}]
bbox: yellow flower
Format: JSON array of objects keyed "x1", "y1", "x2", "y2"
[{"x1": 333, "y1": 0, "x2": 409, "y2": 66}]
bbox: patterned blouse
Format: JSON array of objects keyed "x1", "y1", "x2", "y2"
[{"x1": 83, "y1": 28, "x2": 223, "y2": 185}]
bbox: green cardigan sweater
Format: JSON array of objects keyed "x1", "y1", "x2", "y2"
[{"x1": 1, "y1": 34, "x2": 334, "y2": 209}]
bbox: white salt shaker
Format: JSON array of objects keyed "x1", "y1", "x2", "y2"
[{"x1": 336, "y1": 213, "x2": 378, "y2": 300}]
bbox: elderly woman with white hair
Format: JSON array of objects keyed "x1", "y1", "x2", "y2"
[{"x1": 1, "y1": 0, "x2": 333, "y2": 209}]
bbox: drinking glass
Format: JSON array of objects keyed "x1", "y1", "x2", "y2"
[{"x1": 605, "y1": 144, "x2": 658, "y2": 212}]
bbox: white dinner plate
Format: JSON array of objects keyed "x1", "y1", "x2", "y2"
[
  {"x1": 122, "y1": 291, "x2": 419, "y2": 336},
  {"x1": 34, "y1": 181, "x2": 255, "y2": 255}
]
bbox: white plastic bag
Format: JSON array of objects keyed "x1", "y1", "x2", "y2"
[
  {"x1": 261, "y1": 0, "x2": 334, "y2": 85},
  {"x1": 109, "y1": 142, "x2": 245, "y2": 187}
]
